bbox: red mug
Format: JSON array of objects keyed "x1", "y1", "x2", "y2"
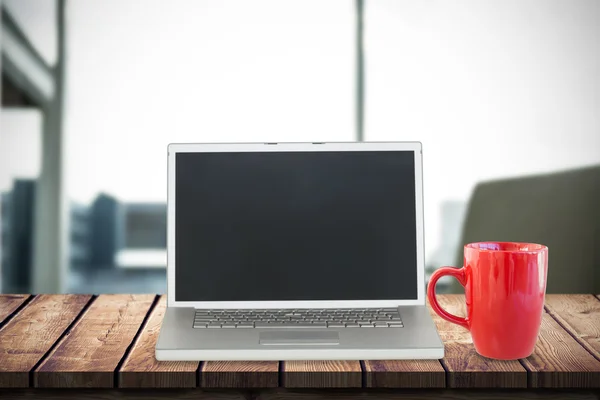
[{"x1": 427, "y1": 242, "x2": 548, "y2": 360}]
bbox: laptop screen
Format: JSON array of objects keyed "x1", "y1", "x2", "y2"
[{"x1": 175, "y1": 150, "x2": 418, "y2": 302}]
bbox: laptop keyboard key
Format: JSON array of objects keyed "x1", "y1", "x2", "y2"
[
  {"x1": 254, "y1": 322, "x2": 285, "y2": 328},
  {"x1": 194, "y1": 308, "x2": 402, "y2": 329},
  {"x1": 388, "y1": 321, "x2": 404, "y2": 327},
  {"x1": 291, "y1": 322, "x2": 319, "y2": 328}
]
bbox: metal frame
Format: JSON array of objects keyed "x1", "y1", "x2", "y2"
[
  {"x1": 1, "y1": 1, "x2": 68, "y2": 294},
  {"x1": 355, "y1": 0, "x2": 364, "y2": 142},
  {"x1": 166, "y1": 142, "x2": 426, "y2": 309},
  {"x1": 1, "y1": 7, "x2": 55, "y2": 105}
]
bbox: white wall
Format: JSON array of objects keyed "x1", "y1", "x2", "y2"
[{"x1": 364, "y1": 0, "x2": 600, "y2": 260}]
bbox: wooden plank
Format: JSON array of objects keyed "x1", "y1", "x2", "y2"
[
  {"x1": 0, "y1": 391, "x2": 598, "y2": 400},
  {"x1": 0, "y1": 295, "x2": 30, "y2": 325},
  {"x1": 119, "y1": 296, "x2": 198, "y2": 388},
  {"x1": 545, "y1": 295, "x2": 600, "y2": 360},
  {"x1": 521, "y1": 311, "x2": 600, "y2": 388},
  {"x1": 34, "y1": 294, "x2": 155, "y2": 388},
  {"x1": 431, "y1": 295, "x2": 528, "y2": 388},
  {"x1": 200, "y1": 361, "x2": 278, "y2": 388},
  {"x1": 0, "y1": 389, "x2": 248, "y2": 400},
  {"x1": 282, "y1": 360, "x2": 361, "y2": 388},
  {"x1": 0, "y1": 390, "x2": 588, "y2": 400},
  {"x1": 257, "y1": 389, "x2": 600, "y2": 400},
  {"x1": 363, "y1": 360, "x2": 445, "y2": 388},
  {"x1": 0, "y1": 294, "x2": 91, "y2": 388}
]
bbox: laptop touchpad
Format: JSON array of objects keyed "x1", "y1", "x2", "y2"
[{"x1": 259, "y1": 331, "x2": 339, "y2": 346}]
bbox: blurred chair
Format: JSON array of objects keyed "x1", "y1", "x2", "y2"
[{"x1": 449, "y1": 165, "x2": 600, "y2": 294}]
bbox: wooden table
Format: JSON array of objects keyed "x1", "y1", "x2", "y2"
[{"x1": 0, "y1": 294, "x2": 599, "y2": 400}]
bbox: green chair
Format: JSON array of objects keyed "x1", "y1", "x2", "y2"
[{"x1": 449, "y1": 165, "x2": 600, "y2": 294}]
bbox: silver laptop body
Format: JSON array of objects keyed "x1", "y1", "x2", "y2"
[{"x1": 156, "y1": 142, "x2": 444, "y2": 360}]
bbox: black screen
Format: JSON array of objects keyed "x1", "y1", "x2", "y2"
[{"x1": 175, "y1": 151, "x2": 418, "y2": 301}]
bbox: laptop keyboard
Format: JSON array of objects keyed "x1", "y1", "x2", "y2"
[{"x1": 193, "y1": 308, "x2": 403, "y2": 329}]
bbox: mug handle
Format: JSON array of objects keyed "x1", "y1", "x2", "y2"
[{"x1": 427, "y1": 266, "x2": 469, "y2": 330}]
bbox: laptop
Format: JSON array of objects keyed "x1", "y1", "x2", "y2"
[{"x1": 156, "y1": 142, "x2": 444, "y2": 360}]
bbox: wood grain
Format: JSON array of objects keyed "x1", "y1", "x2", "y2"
[
  {"x1": 119, "y1": 296, "x2": 198, "y2": 388},
  {"x1": 521, "y1": 312, "x2": 600, "y2": 388},
  {"x1": 0, "y1": 294, "x2": 92, "y2": 388},
  {"x1": 34, "y1": 294, "x2": 155, "y2": 388},
  {"x1": 0, "y1": 389, "x2": 247, "y2": 400},
  {"x1": 0, "y1": 293, "x2": 599, "y2": 391},
  {"x1": 200, "y1": 361, "x2": 278, "y2": 388},
  {"x1": 363, "y1": 360, "x2": 445, "y2": 388},
  {"x1": 0, "y1": 391, "x2": 598, "y2": 400},
  {"x1": 0, "y1": 295, "x2": 30, "y2": 325},
  {"x1": 544, "y1": 295, "x2": 600, "y2": 360},
  {"x1": 431, "y1": 295, "x2": 528, "y2": 388},
  {"x1": 282, "y1": 360, "x2": 362, "y2": 388},
  {"x1": 257, "y1": 389, "x2": 600, "y2": 400}
]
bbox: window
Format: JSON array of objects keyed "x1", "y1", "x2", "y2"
[
  {"x1": 3, "y1": 0, "x2": 599, "y2": 294},
  {"x1": 364, "y1": 0, "x2": 600, "y2": 276},
  {"x1": 63, "y1": 0, "x2": 356, "y2": 293}
]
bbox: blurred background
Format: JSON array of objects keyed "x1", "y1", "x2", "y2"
[{"x1": 1, "y1": 0, "x2": 599, "y2": 295}]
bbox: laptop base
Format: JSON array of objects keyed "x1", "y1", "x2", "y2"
[{"x1": 156, "y1": 305, "x2": 444, "y2": 361}]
